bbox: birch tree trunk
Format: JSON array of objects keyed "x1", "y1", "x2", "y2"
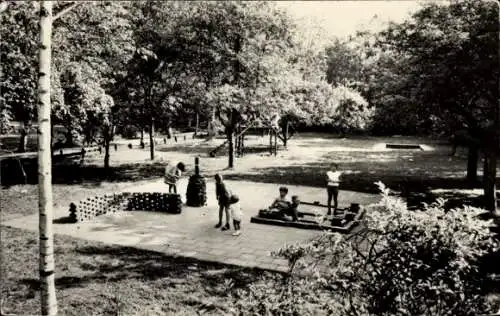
[{"x1": 37, "y1": 1, "x2": 57, "y2": 315}]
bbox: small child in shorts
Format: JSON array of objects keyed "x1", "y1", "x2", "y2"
[
  {"x1": 164, "y1": 162, "x2": 186, "y2": 194},
  {"x1": 279, "y1": 195, "x2": 299, "y2": 221},
  {"x1": 228, "y1": 194, "x2": 243, "y2": 236},
  {"x1": 288, "y1": 195, "x2": 300, "y2": 221}
]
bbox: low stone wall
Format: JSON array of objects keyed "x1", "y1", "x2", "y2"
[{"x1": 69, "y1": 192, "x2": 182, "y2": 223}]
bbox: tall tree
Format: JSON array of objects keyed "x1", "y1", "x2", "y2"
[
  {"x1": 1, "y1": 1, "x2": 133, "y2": 150},
  {"x1": 1, "y1": 2, "x2": 42, "y2": 151},
  {"x1": 177, "y1": 1, "x2": 303, "y2": 167},
  {"x1": 37, "y1": 2, "x2": 57, "y2": 315},
  {"x1": 379, "y1": 0, "x2": 499, "y2": 211}
]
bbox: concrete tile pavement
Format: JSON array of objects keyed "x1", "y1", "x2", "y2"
[{"x1": 2, "y1": 178, "x2": 378, "y2": 272}]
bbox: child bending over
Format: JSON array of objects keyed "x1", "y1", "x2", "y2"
[{"x1": 164, "y1": 162, "x2": 186, "y2": 194}]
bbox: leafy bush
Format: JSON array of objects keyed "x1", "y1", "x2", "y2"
[
  {"x1": 240, "y1": 182, "x2": 499, "y2": 316},
  {"x1": 331, "y1": 85, "x2": 373, "y2": 134}
]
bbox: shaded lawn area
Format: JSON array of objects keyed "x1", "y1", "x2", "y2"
[
  {"x1": 225, "y1": 150, "x2": 499, "y2": 210},
  {"x1": 4, "y1": 137, "x2": 497, "y2": 210},
  {"x1": 1, "y1": 160, "x2": 167, "y2": 187},
  {"x1": 1, "y1": 226, "x2": 279, "y2": 316}
]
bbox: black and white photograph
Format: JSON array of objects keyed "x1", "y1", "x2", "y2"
[{"x1": 0, "y1": 1, "x2": 499, "y2": 315}]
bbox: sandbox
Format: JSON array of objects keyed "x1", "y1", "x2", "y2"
[
  {"x1": 250, "y1": 202, "x2": 365, "y2": 233},
  {"x1": 385, "y1": 143, "x2": 423, "y2": 150}
]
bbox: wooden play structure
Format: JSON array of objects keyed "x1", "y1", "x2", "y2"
[
  {"x1": 208, "y1": 113, "x2": 297, "y2": 158},
  {"x1": 209, "y1": 123, "x2": 256, "y2": 157}
]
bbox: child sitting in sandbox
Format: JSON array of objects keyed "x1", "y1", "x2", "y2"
[
  {"x1": 267, "y1": 186, "x2": 292, "y2": 212},
  {"x1": 260, "y1": 187, "x2": 300, "y2": 221},
  {"x1": 278, "y1": 195, "x2": 301, "y2": 221}
]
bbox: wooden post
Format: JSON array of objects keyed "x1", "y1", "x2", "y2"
[
  {"x1": 37, "y1": 1, "x2": 57, "y2": 315},
  {"x1": 195, "y1": 156, "x2": 199, "y2": 176}
]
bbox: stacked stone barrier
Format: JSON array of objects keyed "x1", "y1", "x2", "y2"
[
  {"x1": 126, "y1": 192, "x2": 182, "y2": 214},
  {"x1": 69, "y1": 192, "x2": 182, "y2": 223}
]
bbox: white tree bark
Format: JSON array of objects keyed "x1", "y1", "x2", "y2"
[{"x1": 37, "y1": 1, "x2": 58, "y2": 315}]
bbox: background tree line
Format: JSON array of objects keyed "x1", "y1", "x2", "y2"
[{"x1": 1, "y1": 0, "x2": 497, "y2": 208}]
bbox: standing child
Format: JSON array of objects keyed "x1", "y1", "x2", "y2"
[
  {"x1": 228, "y1": 194, "x2": 243, "y2": 236},
  {"x1": 214, "y1": 174, "x2": 231, "y2": 231},
  {"x1": 164, "y1": 162, "x2": 186, "y2": 194},
  {"x1": 326, "y1": 163, "x2": 342, "y2": 215}
]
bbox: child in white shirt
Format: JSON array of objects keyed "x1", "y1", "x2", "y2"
[
  {"x1": 326, "y1": 163, "x2": 342, "y2": 215},
  {"x1": 228, "y1": 194, "x2": 243, "y2": 236},
  {"x1": 164, "y1": 162, "x2": 186, "y2": 194}
]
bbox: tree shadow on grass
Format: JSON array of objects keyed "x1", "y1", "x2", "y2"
[
  {"x1": 157, "y1": 144, "x2": 213, "y2": 156},
  {"x1": 1, "y1": 159, "x2": 166, "y2": 186},
  {"x1": 224, "y1": 162, "x2": 497, "y2": 210},
  {"x1": 19, "y1": 245, "x2": 274, "y2": 293},
  {"x1": 157, "y1": 143, "x2": 276, "y2": 156},
  {"x1": 53, "y1": 216, "x2": 75, "y2": 224}
]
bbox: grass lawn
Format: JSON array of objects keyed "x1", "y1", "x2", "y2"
[
  {"x1": 1, "y1": 133, "x2": 499, "y2": 315},
  {"x1": 1, "y1": 226, "x2": 279, "y2": 316}
]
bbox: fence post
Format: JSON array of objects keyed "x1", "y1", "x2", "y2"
[{"x1": 195, "y1": 156, "x2": 200, "y2": 176}]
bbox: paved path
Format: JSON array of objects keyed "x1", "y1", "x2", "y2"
[{"x1": 3, "y1": 178, "x2": 378, "y2": 272}]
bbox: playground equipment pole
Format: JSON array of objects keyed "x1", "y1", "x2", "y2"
[{"x1": 37, "y1": 1, "x2": 57, "y2": 315}]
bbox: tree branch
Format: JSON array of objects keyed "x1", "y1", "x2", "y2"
[
  {"x1": 0, "y1": 1, "x2": 9, "y2": 14},
  {"x1": 53, "y1": 2, "x2": 80, "y2": 21}
]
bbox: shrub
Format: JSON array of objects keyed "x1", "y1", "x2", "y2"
[{"x1": 240, "y1": 182, "x2": 499, "y2": 316}]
